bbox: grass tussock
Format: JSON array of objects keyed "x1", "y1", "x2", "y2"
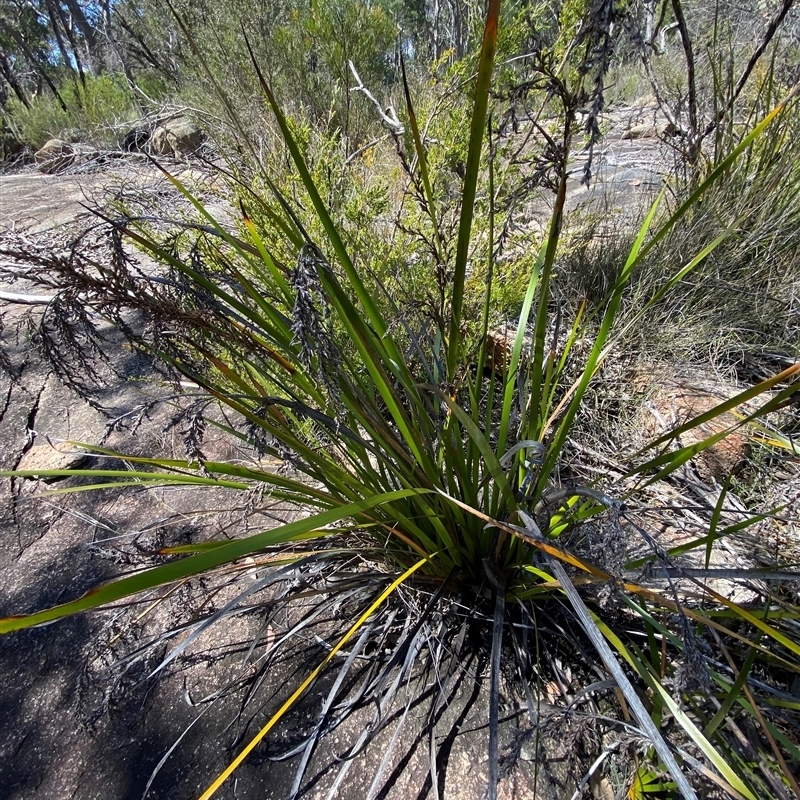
[{"x1": 1, "y1": 3, "x2": 800, "y2": 800}]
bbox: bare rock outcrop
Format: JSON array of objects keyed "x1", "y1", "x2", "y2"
[
  {"x1": 621, "y1": 120, "x2": 679, "y2": 140},
  {"x1": 150, "y1": 116, "x2": 204, "y2": 158},
  {"x1": 34, "y1": 139, "x2": 98, "y2": 173},
  {"x1": 639, "y1": 369, "x2": 751, "y2": 482}
]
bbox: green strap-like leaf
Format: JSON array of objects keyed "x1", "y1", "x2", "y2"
[
  {"x1": 400, "y1": 54, "x2": 444, "y2": 267},
  {"x1": 0, "y1": 489, "x2": 431, "y2": 633},
  {"x1": 423, "y1": 385, "x2": 516, "y2": 512},
  {"x1": 633, "y1": 363, "x2": 800, "y2": 459},
  {"x1": 446, "y1": 0, "x2": 502, "y2": 381},
  {"x1": 599, "y1": 622, "x2": 756, "y2": 800},
  {"x1": 241, "y1": 33, "x2": 394, "y2": 354}
]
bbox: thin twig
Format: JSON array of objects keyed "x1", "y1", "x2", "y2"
[
  {"x1": 344, "y1": 133, "x2": 394, "y2": 166},
  {"x1": 348, "y1": 61, "x2": 403, "y2": 134},
  {"x1": 0, "y1": 290, "x2": 55, "y2": 305},
  {"x1": 702, "y1": 0, "x2": 795, "y2": 140}
]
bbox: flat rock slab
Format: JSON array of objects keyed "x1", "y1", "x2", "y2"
[
  {"x1": 15, "y1": 440, "x2": 88, "y2": 474},
  {"x1": 0, "y1": 162, "x2": 226, "y2": 234}
]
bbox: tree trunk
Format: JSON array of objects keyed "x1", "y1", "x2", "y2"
[
  {"x1": 448, "y1": 0, "x2": 464, "y2": 59},
  {"x1": 0, "y1": 22, "x2": 70, "y2": 112},
  {"x1": 670, "y1": 0, "x2": 699, "y2": 165},
  {"x1": 0, "y1": 50, "x2": 30, "y2": 107},
  {"x1": 432, "y1": 0, "x2": 441, "y2": 61},
  {"x1": 42, "y1": 0, "x2": 76, "y2": 79},
  {"x1": 50, "y1": 0, "x2": 88, "y2": 86},
  {"x1": 62, "y1": 0, "x2": 100, "y2": 63}
]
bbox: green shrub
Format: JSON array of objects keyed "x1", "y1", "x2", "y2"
[
  {"x1": 6, "y1": 91, "x2": 72, "y2": 150},
  {"x1": 8, "y1": 73, "x2": 142, "y2": 151}
]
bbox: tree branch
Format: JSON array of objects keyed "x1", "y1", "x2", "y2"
[
  {"x1": 0, "y1": 290, "x2": 55, "y2": 305},
  {"x1": 348, "y1": 61, "x2": 403, "y2": 134},
  {"x1": 701, "y1": 0, "x2": 795, "y2": 140},
  {"x1": 670, "y1": 0, "x2": 698, "y2": 159}
]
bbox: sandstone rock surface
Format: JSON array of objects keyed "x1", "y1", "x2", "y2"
[
  {"x1": 34, "y1": 139, "x2": 98, "y2": 173},
  {"x1": 621, "y1": 120, "x2": 678, "y2": 140},
  {"x1": 151, "y1": 116, "x2": 204, "y2": 158}
]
